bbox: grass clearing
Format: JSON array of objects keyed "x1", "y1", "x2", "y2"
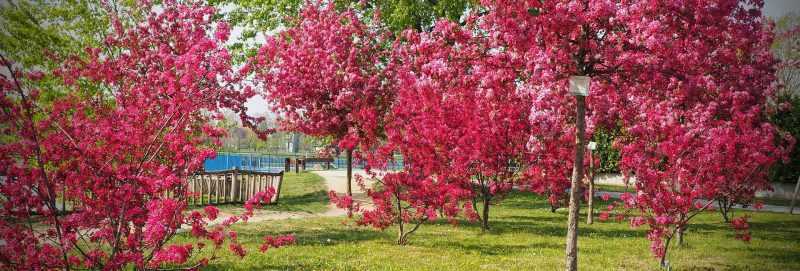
[
  {"x1": 189, "y1": 172, "x2": 329, "y2": 215},
  {"x1": 173, "y1": 191, "x2": 800, "y2": 270}
]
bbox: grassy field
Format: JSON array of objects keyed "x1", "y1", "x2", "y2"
[
  {"x1": 595, "y1": 184, "x2": 796, "y2": 207},
  {"x1": 188, "y1": 172, "x2": 329, "y2": 215},
  {"x1": 268, "y1": 172, "x2": 329, "y2": 213},
  {"x1": 172, "y1": 191, "x2": 800, "y2": 271}
]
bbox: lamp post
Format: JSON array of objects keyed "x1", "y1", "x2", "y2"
[{"x1": 565, "y1": 75, "x2": 589, "y2": 271}]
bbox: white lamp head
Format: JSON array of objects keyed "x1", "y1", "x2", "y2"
[
  {"x1": 569, "y1": 75, "x2": 590, "y2": 96},
  {"x1": 587, "y1": 141, "x2": 597, "y2": 150}
]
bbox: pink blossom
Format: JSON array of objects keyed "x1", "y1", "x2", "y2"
[{"x1": 215, "y1": 22, "x2": 231, "y2": 42}]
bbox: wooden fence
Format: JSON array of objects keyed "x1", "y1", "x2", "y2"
[{"x1": 186, "y1": 169, "x2": 284, "y2": 206}]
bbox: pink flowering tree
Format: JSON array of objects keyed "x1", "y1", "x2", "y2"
[
  {"x1": 480, "y1": 0, "x2": 790, "y2": 268},
  {"x1": 250, "y1": 1, "x2": 394, "y2": 196},
  {"x1": 333, "y1": 17, "x2": 532, "y2": 243},
  {"x1": 0, "y1": 1, "x2": 289, "y2": 269},
  {"x1": 386, "y1": 19, "x2": 531, "y2": 233}
]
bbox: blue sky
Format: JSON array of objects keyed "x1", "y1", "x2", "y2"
[{"x1": 765, "y1": 0, "x2": 800, "y2": 18}]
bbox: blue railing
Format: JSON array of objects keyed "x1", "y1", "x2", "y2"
[{"x1": 203, "y1": 152, "x2": 405, "y2": 172}]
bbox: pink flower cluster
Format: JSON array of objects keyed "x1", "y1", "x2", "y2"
[{"x1": 259, "y1": 235, "x2": 297, "y2": 252}]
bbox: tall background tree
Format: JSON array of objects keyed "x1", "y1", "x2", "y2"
[
  {"x1": 250, "y1": 2, "x2": 395, "y2": 196},
  {"x1": 365, "y1": 19, "x2": 531, "y2": 236},
  {"x1": 211, "y1": 0, "x2": 475, "y2": 63},
  {"x1": 769, "y1": 13, "x2": 800, "y2": 214}
]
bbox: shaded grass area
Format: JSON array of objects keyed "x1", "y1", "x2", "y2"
[
  {"x1": 595, "y1": 184, "x2": 797, "y2": 207},
  {"x1": 189, "y1": 172, "x2": 329, "y2": 214},
  {"x1": 172, "y1": 192, "x2": 800, "y2": 270}
]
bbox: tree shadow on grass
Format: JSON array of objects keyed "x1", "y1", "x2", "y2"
[
  {"x1": 684, "y1": 217, "x2": 800, "y2": 243},
  {"x1": 497, "y1": 193, "x2": 556, "y2": 210},
  {"x1": 413, "y1": 240, "x2": 562, "y2": 256},
  {"x1": 235, "y1": 224, "x2": 389, "y2": 247},
  {"x1": 426, "y1": 215, "x2": 644, "y2": 239},
  {"x1": 748, "y1": 219, "x2": 800, "y2": 242},
  {"x1": 747, "y1": 246, "x2": 800, "y2": 265},
  {"x1": 203, "y1": 227, "x2": 392, "y2": 271}
]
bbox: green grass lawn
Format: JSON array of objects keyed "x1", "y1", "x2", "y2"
[
  {"x1": 595, "y1": 184, "x2": 797, "y2": 207},
  {"x1": 270, "y1": 172, "x2": 329, "y2": 213},
  {"x1": 189, "y1": 172, "x2": 329, "y2": 215},
  {"x1": 172, "y1": 191, "x2": 800, "y2": 271}
]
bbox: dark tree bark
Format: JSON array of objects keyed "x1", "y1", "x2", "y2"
[
  {"x1": 347, "y1": 148, "x2": 353, "y2": 196},
  {"x1": 481, "y1": 194, "x2": 491, "y2": 232}
]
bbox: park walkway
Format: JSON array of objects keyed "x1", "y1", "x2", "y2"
[
  {"x1": 591, "y1": 173, "x2": 798, "y2": 214},
  {"x1": 596, "y1": 191, "x2": 798, "y2": 214},
  {"x1": 190, "y1": 170, "x2": 797, "y2": 231}
]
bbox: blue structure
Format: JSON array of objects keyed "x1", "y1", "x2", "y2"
[
  {"x1": 203, "y1": 153, "x2": 290, "y2": 172},
  {"x1": 203, "y1": 153, "x2": 405, "y2": 172}
]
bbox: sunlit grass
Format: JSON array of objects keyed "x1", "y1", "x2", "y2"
[
  {"x1": 188, "y1": 172, "x2": 329, "y2": 215},
  {"x1": 172, "y1": 191, "x2": 800, "y2": 270}
]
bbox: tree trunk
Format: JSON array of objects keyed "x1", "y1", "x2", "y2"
[
  {"x1": 481, "y1": 195, "x2": 491, "y2": 232},
  {"x1": 717, "y1": 199, "x2": 731, "y2": 223},
  {"x1": 660, "y1": 235, "x2": 673, "y2": 270},
  {"x1": 396, "y1": 193, "x2": 405, "y2": 245},
  {"x1": 586, "y1": 151, "x2": 594, "y2": 225},
  {"x1": 347, "y1": 149, "x2": 353, "y2": 197},
  {"x1": 397, "y1": 221, "x2": 406, "y2": 245},
  {"x1": 565, "y1": 95, "x2": 586, "y2": 271},
  {"x1": 790, "y1": 175, "x2": 800, "y2": 214}
]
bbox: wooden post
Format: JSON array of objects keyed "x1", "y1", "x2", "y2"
[
  {"x1": 243, "y1": 173, "x2": 249, "y2": 201},
  {"x1": 248, "y1": 173, "x2": 252, "y2": 201},
  {"x1": 206, "y1": 175, "x2": 211, "y2": 205},
  {"x1": 200, "y1": 175, "x2": 206, "y2": 205},
  {"x1": 249, "y1": 173, "x2": 254, "y2": 199},
  {"x1": 203, "y1": 175, "x2": 208, "y2": 205},
  {"x1": 251, "y1": 173, "x2": 256, "y2": 200},
  {"x1": 258, "y1": 174, "x2": 263, "y2": 194},
  {"x1": 565, "y1": 95, "x2": 586, "y2": 271},
  {"x1": 191, "y1": 175, "x2": 197, "y2": 206},
  {"x1": 208, "y1": 175, "x2": 213, "y2": 205},
  {"x1": 234, "y1": 168, "x2": 241, "y2": 202},
  {"x1": 295, "y1": 159, "x2": 300, "y2": 174},
  {"x1": 274, "y1": 173, "x2": 284, "y2": 204},
  {"x1": 790, "y1": 175, "x2": 800, "y2": 214},
  {"x1": 222, "y1": 173, "x2": 227, "y2": 203},
  {"x1": 213, "y1": 175, "x2": 218, "y2": 204},
  {"x1": 268, "y1": 174, "x2": 274, "y2": 191}
]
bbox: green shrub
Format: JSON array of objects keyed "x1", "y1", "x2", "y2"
[
  {"x1": 769, "y1": 93, "x2": 800, "y2": 183},
  {"x1": 592, "y1": 126, "x2": 622, "y2": 174}
]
